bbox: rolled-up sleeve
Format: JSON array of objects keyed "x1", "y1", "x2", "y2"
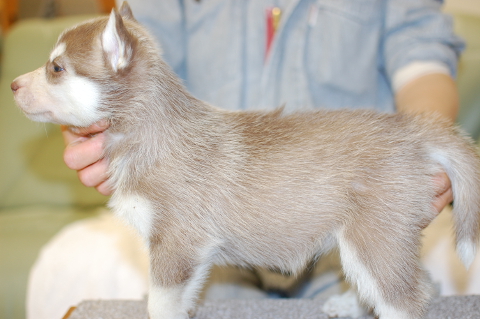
[{"x1": 383, "y1": 0, "x2": 465, "y2": 85}]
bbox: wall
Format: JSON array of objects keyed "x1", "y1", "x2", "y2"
[{"x1": 445, "y1": 0, "x2": 480, "y2": 16}]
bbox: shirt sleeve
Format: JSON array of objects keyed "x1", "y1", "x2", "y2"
[
  {"x1": 391, "y1": 61, "x2": 450, "y2": 92},
  {"x1": 383, "y1": 0, "x2": 465, "y2": 87}
]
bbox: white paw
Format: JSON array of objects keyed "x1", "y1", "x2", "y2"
[{"x1": 322, "y1": 290, "x2": 367, "y2": 318}]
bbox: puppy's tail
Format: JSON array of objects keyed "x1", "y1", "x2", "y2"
[{"x1": 430, "y1": 130, "x2": 480, "y2": 268}]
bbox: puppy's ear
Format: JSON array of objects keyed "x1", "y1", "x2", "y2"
[
  {"x1": 119, "y1": 1, "x2": 136, "y2": 21},
  {"x1": 102, "y1": 9, "x2": 134, "y2": 72}
]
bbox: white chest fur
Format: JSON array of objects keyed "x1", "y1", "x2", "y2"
[{"x1": 108, "y1": 193, "x2": 155, "y2": 243}]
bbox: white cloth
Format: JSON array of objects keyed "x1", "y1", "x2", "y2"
[
  {"x1": 422, "y1": 206, "x2": 480, "y2": 296},
  {"x1": 26, "y1": 211, "x2": 149, "y2": 319}
]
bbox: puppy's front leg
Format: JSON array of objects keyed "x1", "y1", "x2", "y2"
[
  {"x1": 148, "y1": 284, "x2": 189, "y2": 319},
  {"x1": 148, "y1": 243, "x2": 213, "y2": 319}
]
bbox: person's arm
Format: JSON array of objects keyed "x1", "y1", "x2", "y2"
[
  {"x1": 62, "y1": 120, "x2": 113, "y2": 196},
  {"x1": 395, "y1": 72, "x2": 458, "y2": 214},
  {"x1": 395, "y1": 73, "x2": 459, "y2": 123},
  {"x1": 382, "y1": 0, "x2": 464, "y2": 216}
]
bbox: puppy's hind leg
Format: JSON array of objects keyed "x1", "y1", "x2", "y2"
[{"x1": 337, "y1": 225, "x2": 431, "y2": 319}]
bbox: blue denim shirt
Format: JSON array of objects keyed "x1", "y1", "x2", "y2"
[{"x1": 125, "y1": 0, "x2": 464, "y2": 113}]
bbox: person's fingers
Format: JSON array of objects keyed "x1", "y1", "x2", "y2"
[
  {"x1": 64, "y1": 132, "x2": 106, "y2": 170},
  {"x1": 61, "y1": 125, "x2": 87, "y2": 146},
  {"x1": 96, "y1": 180, "x2": 114, "y2": 196},
  {"x1": 432, "y1": 172, "x2": 453, "y2": 214},
  {"x1": 60, "y1": 120, "x2": 111, "y2": 195},
  {"x1": 61, "y1": 120, "x2": 109, "y2": 145},
  {"x1": 434, "y1": 172, "x2": 451, "y2": 193},
  {"x1": 433, "y1": 186, "x2": 453, "y2": 214},
  {"x1": 77, "y1": 157, "x2": 110, "y2": 188},
  {"x1": 70, "y1": 120, "x2": 109, "y2": 136}
]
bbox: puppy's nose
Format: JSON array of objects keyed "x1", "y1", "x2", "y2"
[{"x1": 11, "y1": 81, "x2": 21, "y2": 93}]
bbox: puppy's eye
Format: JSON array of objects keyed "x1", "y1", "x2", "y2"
[{"x1": 53, "y1": 64, "x2": 64, "y2": 72}]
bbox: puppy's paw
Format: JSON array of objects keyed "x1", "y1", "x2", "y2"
[
  {"x1": 322, "y1": 290, "x2": 366, "y2": 318},
  {"x1": 187, "y1": 308, "x2": 197, "y2": 318}
]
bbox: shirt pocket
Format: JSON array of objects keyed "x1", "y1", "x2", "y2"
[
  {"x1": 305, "y1": 0, "x2": 383, "y2": 103},
  {"x1": 315, "y1": 0, "x2": 382, "y2": 25}
]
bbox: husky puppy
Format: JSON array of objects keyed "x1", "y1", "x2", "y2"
[{"x1": 11, "y1": 3, "x2": 480, "y2": 319}]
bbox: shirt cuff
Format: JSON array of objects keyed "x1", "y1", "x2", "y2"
[{"x1": 392, "y1": 61, "x2": 451, "y2": 92}]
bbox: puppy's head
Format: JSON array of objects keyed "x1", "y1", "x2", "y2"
[{"x1": 11, "y1": 2, "x2": 143, "y2": 127}]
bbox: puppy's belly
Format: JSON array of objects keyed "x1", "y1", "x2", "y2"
[{"x1": 215, "y1": 232, "x2": 333, "y2": 273}]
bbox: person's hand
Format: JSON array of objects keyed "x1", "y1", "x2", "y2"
[
  {"x1": 395, "y1": 73, "x2": 457, "y2": 221},
  {"x1": 432, "y1": 171, "x2": 453, "y2": 214},
  {"x1": 419, "y1": 171, "x2": 452, "y2": 229},
  {"x1": 61, "y1": 120, "x2": 112, "y2": 196}
]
